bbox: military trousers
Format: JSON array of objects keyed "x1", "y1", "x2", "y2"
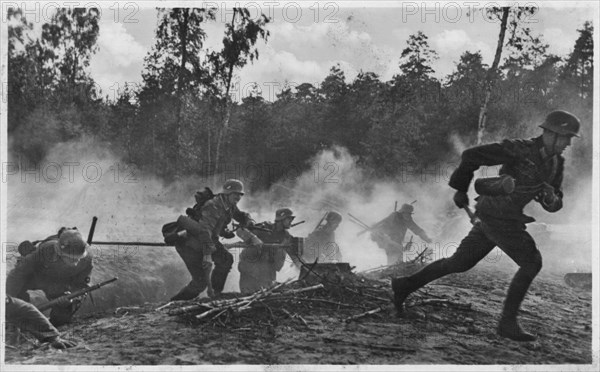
[{"x1": 404, "y1": 219, "x2": 542, "y2": 318}]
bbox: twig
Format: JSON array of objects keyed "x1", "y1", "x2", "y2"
[
  {"x1": 155, "y1": 302, "x2": 174, "y2": 312},
  {"x1": 295, "y1": 298, "x2": 363, "y2": 309},
  {"x1": 344, "y1": 307, "x2": 384, "y2": 322}
]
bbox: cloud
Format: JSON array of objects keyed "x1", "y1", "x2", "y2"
[
  {"x1": 433, "y1": 29, "x2": 471, "y2": 54},
  {"x1": 96, "y1": 19, "x2": 146, "y2": 68},
  {"x1": 89, "y1": 18, "x2": 147, "y2": 97},
  {"x1": 431, "y1": 29, "x2": 494, "y2": 78},
  {"x1": 543, "y1": 27, "x2": 575, "y2": 56}
]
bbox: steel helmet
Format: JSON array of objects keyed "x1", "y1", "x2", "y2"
[
  {"x1": 222, "y1": 179, "x2": 245, "y2": 195},
  {"x1": 398, "y1": 204, "x2": 414, "y2": 215},
  {"x1": 275, "y1": 208, "x2": 295, "y2": 221},
  {"x1": 58, "y1": 229, "x2": 88, "y2": 259},
  {"x1": 325, "y1": 211, "x2": 342, "y2": 224},
  {"x1": 539, "y1": 110, "x2": 580, "y2": 137}
]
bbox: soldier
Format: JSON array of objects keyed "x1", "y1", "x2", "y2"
[
  {"x1": 370, "y1": 204, "x2": 432, "y2": 265},
  {"x1": 171, "y1": 179, "x2": 254, "y2": 300},
  {"x1": 7, "y1": 228, "x2": 93, "y2": 326},
  {"x1": 5, "y1": 295, "x2": 77, "y2": 349},
  {"x1": 392, "y1": 110, "x2": 580, "y2": 342},
  {"x1": 304, "y1": 211, "x2": 343, "y2": 263},
  {"x1": 238, "y1": 208, "x2": 296, "y2": 294}
]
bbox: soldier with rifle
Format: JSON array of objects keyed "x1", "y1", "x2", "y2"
[
  {"x1": 7, "y1": 228, "x2": 93, "y2": 326},
  {"x1": 169, "y1": 179, "x2": 255, "y2": 300},
  {"x1": 304, "y1": 211, "x2": 343, "y2": 263},
  {"x1": 369, "y1": 203, "x2": 432, "y2": 265},
  {"x1": 392, "y1": 110, "x2": 580, "y2": 342},
  {"x1": 5, "y1": 295, "x2": 77, "y2": 349},
  {"x1": 238, "y1": 208, "x2": 297, "y2": 294}
]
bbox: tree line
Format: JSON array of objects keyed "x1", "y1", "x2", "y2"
[{"x1": 7, "y1": 7, "x2": 594, "y2": 192}]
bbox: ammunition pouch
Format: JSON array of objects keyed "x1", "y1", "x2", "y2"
[{"x1": 474, "y1": 175, "x2": 515, "y2": 196}]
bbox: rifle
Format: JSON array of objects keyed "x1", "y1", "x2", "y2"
[
  {"x1": 87, "y1": 216, "x2": 98, "y2": 245},
  {"x1": 37, "y1": 277, "x2": 118, "y2": 311},
  {"x1": 291, "y1": 220, "x2": 305, "y2": 228},
  {"x1": 314, "y1": 212, "x2": 328, "y2": 230}
]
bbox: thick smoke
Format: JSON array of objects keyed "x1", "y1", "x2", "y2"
[{"x1": 5, "y1": 135, "x2": 592, "y2": 312}]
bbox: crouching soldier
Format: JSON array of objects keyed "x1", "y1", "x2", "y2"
[
  {"x1": 170, "y1": 179, "x2": 254, "y2": 300},
  {"x1": 7, "y1": 228, "x2": 93, "y2": 327},
  {"x1": 5, "y1": 295, "x2": 77, "y2": 349},
  {"x1": 304, "y1": 211, "x2": 343, "y2": 263},
  {"x1": 238, "y1": 208, "x2": 296, "y2": 294}
]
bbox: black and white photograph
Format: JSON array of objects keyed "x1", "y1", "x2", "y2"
[{"x1": 1, "y1": 0, "x2": 598, "y2": 368}]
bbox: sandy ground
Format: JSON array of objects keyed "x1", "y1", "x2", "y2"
[{"x1": 3, "y1": 261, "x2": 594, "y2": 366}]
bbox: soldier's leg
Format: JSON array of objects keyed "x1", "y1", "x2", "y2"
[
  {"x1": 171, "y1": 245, "x2": 209, "y2": 301},
  {"x1": 392, "y1": 223, "x2": 496, "y2": 313},
  {"x1": 211, "y1": 242, "x2": 234, "y2": 294},
  {"x1": 5, "y1": 296, "x2": 60, "y2": 342},
  {"x1": 485, "y1": 225, "x2": 541, "y2": 341}
]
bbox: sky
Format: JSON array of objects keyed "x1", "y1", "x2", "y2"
[
  {"x1": 84, "y1": 1, "x2": 596, "y2": 101},
  {"x1": 4, "y1": 1, "x2": 595, "y2": 101}
]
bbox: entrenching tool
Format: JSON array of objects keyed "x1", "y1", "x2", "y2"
[{"x1": 462, "y1": 205, "x2": 481, "y2": 226}]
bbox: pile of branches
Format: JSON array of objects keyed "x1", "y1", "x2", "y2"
[{"x1": 157, "y1": 269, "x2": 393, "y2": 327}]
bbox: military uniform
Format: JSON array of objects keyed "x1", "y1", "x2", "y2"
[
  {"x1": 371, "y1": 207, "x2": 430, "y2": 265},
  {"x1": 394, "y1": 136, "x2": 566, "y2": 340},
  {"x1": 172, "y1": 193, "x2": 252, "y2": 299},
  {"x1": 238, "y1": 222, "x2": 291, "y2": 294},
  {"x1": 6, "y1": 239, "x2": 93, "y2": 326},
  {"x1": 304, "y1": 224, "x2": 341, "y2": 263},
  {"x1": 5, "y1": 295, "x2": 60, "y2": 342}
]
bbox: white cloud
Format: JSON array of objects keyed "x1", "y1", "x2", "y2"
[
  {"x1": 89, "y1": 18, "x2": 147, "y2": 97},
  {"x1": 433, "y1": 29, "x2": 471, "y2": 54},
  {"x1": 96, "y1": 19, "x2": 146, "y2": 68},
  {"x1": 543, "y1": 28, "x2": 575, "y2": 57}
]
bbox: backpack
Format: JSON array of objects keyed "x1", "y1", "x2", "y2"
[{"x1": 162, "y1": 187, "x2": 216, "y2": 245}]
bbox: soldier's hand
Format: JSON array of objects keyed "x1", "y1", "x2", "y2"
[
  {"x1": 49, "y1": 336, "x2": 77, "y2": 349},
  {"x1": 453, "y1": 191, "x2": 469, "y2": 208},
  {"x1": 55, "y1": 293, "x2": 72, "y2": 307}
]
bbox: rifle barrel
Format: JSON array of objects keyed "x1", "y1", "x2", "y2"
[
  {"x1": 37, "y1": 277, "x2": 118, "y2": 311},
  {"x1": 92, "y1": 241, "x2": 168, "y2": 246}
]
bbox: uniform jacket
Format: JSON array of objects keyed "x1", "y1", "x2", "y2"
[
  {"x1": 239, "y1": 222, "x2": 290, "y2": 273},
  {"x1": 374, "y1": 212, "x2": 429, "y2": 246},
  {"x1": 449, "y1": 136, "x2": 564, "y2": 224},
  {"x1": 177, "y1": 194, "x2": 251, "y2": 255},
  {"x1": 6, "y1": 240, "x2": 93, "y2": 299}
]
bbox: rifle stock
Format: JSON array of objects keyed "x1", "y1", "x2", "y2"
[{"x1": 37, "y1": 277, "x2": 118, "y2": 311}]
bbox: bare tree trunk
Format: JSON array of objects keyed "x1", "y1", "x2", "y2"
[
  {"x1": 214, "y1": 8, "x2": 238, "y2": 170},
  {"x1": 477, "y1": 7, "x2": 509, "y2": 144},
  {"x1": 174, "y1": 9, "x2": 190, "y2": 177}
]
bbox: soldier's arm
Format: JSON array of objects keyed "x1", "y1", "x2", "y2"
[
  {"x1": 70, "y1": 257, "x2": 93, "y2": 290},
  {"x1": 539, "y1": 158, "x2": 564, "y2": 213},
  {"x1": 232, "y1": 206, "x2": 253, "y2": 227},
  {"x1": 6, "y1": 250, "x2": 39, "y2": 296},
  {"x1": 449, "y1": 141, "x2": 519, "y2": 192},
  {"x1": 406, "y1": 218, "x2": 431, "y2": 242},
  {"x1": 177, "y1": 215, "x2": 213, "y2": 243}
]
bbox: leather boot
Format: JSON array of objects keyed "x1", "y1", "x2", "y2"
[
  {"x1": 497, "y1": 316, "x2": 536, "y2": 342},
  {"x1": 170, "y1": 285, "x2": 200, "y2": 301},
  {"x1": 497, "y1": 268, "x2": 537, "y2": 342},
  {"x1": 391, "y1": 259, "x2": 449, "y2": 315}
]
